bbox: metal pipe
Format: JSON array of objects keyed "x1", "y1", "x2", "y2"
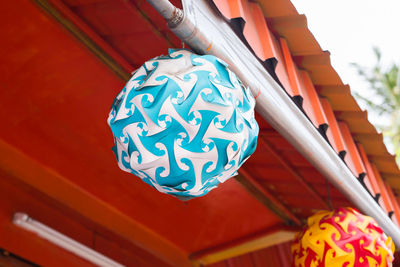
[
  {"x1": 146, "y1": 0, "x2": 183, "y2": 27},
  {"x1": 147, "y1": 0, "x2": 400, "y2": 246},
  {"x1": 13, "y1": 213, "x2": 125, "y2": 267}
]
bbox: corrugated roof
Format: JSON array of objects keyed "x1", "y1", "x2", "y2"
[
  {"x1": 3, "y1": 0, "x2": 400, "y2": 265},
  {"x1": 212, "y1": 0, "x2": 400, "y2": 211}
]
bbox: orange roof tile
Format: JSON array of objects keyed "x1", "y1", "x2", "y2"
[
  {"x1": 320, "y1": 98, "x2": 346, "y2": 156},
  {"x1": 212, "y1": 0, "x2": 400, "y2": 200}
]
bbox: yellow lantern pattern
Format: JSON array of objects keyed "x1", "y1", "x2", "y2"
[{"x1": 292, "y1": 207, "x2": 395, "y2": 267}]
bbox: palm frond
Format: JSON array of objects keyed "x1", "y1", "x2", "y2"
[{"x1": 351, "y1": 47, "x2": 400, "y2": 166}]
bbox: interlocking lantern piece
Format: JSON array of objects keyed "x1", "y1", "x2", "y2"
[
  {"x1": 108, "y1": 49, "x2": 258, "y2": 198},
  {"x1": 292, "y1": 207, "x2": 395, "y2": 267}
]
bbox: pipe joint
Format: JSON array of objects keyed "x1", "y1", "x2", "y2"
[{"x1": 167, "y1": 7, "x2": 184, "y2": 28}]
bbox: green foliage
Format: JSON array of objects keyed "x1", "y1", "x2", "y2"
[{"x1": 351, "y1": 47, "x2": 400, "y2": 165}]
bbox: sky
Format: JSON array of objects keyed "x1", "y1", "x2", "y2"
[
  {"x1": 290, "y1": 0, "x2": 400, "y2": 107},
  {"x1": 290, "y1": 0, "x2": 400, "y2": 152}
]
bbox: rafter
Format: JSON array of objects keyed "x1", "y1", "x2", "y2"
[
  {"x1": 236, "y1": 169, "x2": 302, "y2": 226},
  {"x1": 190, "y1": 224, "x2": 298, "y2": 266},
  {"x1": 260, "y1": 135, "x2": 331, "y2": 209},
  {"x1": 0, "y1": 139, "x2": 190, "y2": 266},
  {"x1": 34, "y1": 0, "x2": 134, "y2": 81}
]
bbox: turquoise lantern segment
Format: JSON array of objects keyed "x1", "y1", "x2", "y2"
[{"x1": 108, "y1": 49, "x2": 259, "y2": 198}]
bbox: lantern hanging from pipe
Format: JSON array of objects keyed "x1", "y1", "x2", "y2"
[
  {"x1": 292, "y1": 207, "x2": 395, "y2": 267},
  {"x1": 108, "y1": 49, "x2": 258, "y2": 198}
]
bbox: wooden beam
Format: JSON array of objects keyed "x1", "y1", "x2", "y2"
[
  {"x1": 190, "y1": 225, "x2": 297, "y2": 266},
  {"x1": 236, "y1": 170, "x2": 302, "y2": 226},
  {"x1": 260, "y1": 136, "x2": 331, "y2": 209},
  {"x1": 0, "y1": 139, "x2": 191, "y2": 266},
  {"x1": 33, "y1": 0, "x2": 134, "y2": 81}
]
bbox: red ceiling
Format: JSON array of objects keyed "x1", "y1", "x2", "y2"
[
  {"x1": 0, "y1": 0, "x2": 380, "y2": 265},
  {"x1": 0, "y1": 1, "x2": 288, "y2": 265}
]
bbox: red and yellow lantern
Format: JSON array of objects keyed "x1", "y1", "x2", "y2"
[{"x1": 292, "y1": 207, "x2": 395, "y2": 266}]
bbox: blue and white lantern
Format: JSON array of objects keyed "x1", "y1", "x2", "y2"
[{"x1": 108, "y1": 49, "x2": 258, "y2": 198}]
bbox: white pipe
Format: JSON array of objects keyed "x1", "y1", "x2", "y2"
[
  {"x1": 146, "y1": 0, "x2": 183, "y2": 26},
  {"x1": 146, "y1": 0, "x2": 400, "y2": 246},
  {"x1": 13, "y1": 213, "x2": 125, "y2": 267}
]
